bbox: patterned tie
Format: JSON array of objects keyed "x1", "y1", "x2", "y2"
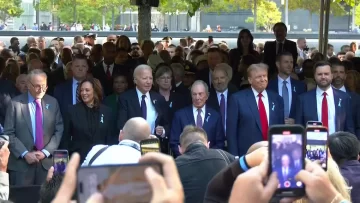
[
  {"x1": 141, "y1": 95, "x2": 147, "y2": 120},
  {"x1": 196, "y1": 109, "x2": 203, "y2": 128},
  {"x1": 258, "y1": 93, "x2": 269, "y2": 140},
  {"x1": 35, "y1": 99, "x2": 43, "y2": 150},
  {"x1": 76, "y1": 82, "x2": 81, "y2": 103},
  {"x1": 106, "y1": 65, "x2": 111, "y2": 80},
  {"x1": 321, "y1": 92, "x2": 328, "y2": 129},
  {"x1": 220, "y1": 94, "x2": 226, "y2": 130},
  {"x1": 282, "y1": 81, "x2": 290, "y2": 118}
]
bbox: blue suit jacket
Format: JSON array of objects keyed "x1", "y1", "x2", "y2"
[
  {"x1": 295, "y1": 87, "x2": 354, "y2": 134},
  {"x1": 53, "y1": 80, "x2": 73, "y2": 117},
  {"x1": 227, "y1": 88, "x2": 285, "y2": 157},
  {"x1": 345, "y1": 89, "x2": 360, "y2": 139},
  {"x1": 170, "y1": 105, "x2": 225, "y2": 156},
  {"x1": 267, "y1": 77, "x2": 307, "y2": 119}
]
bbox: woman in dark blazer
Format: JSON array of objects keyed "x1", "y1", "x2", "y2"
[{"x1": 61, "y1": 78, "x2": 115, "y2": 162}]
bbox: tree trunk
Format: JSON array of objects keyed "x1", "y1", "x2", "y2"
[{"x1": 138, "y1": 5, "x2": 151, "y2": 43}]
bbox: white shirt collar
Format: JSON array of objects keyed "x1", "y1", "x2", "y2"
[
  {"x1": 251, "y1": 87, "x2": 268, "y2": 98},
  {"x1": 72, "y1": 78, "x2": 80, "y2": 85},
  {"x1": 277, "y1": 75, "x2": 291, "y2": 84},
  {"x1": 136, "y1": 87, "x2": 150, "y2": 100},
  {"x1": 316, "y1": 86, "x2": 334, "y2": 97},
  {"x1": 332, "y1": 85, "x2": 346, "y2": 92},
  {"x1": 119, "y1": 139, "x2": 140, "y2": 147},
  {"x1": 193, "y1": 105, "x2": 206, "y2": 114},
  {"x1": 216, "y1": 89, "x2": 228, "y2": 97}
]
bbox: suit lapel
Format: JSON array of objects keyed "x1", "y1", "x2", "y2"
[
  {"x1": 41, "y1": 98, "x2": 49, "y2": 132},
  {"x1": 267, "y1": 92, "x2": 276, "y2": 125},
  {"x1": 149, "y1": 92, "x2": 160, "y2": 124},
  {"x1": 20, "y1": 94, "x2": 33, "y2": 135},
  {"x1": 203, "y1": 106, "x2": 211, "y2": 130},
  {"x1": 186, "y1": 106, "x2": 196, "y2": 125},
  {"x1": 131, "y1": 89, "x2": 142, "y2": 116},
  {"x1": 246, "y1": 90, "x2": 262, "y2": 132},
  {"x1": 333, "y1": 89, "x2": 341, "y2": 131},
  {"x1": 310, "y1": 90, "x2": 319, "y2": 120}
]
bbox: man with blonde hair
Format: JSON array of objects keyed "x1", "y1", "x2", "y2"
[{"x1": 227, "y1": 63, "x2": 284, "y2": 157}]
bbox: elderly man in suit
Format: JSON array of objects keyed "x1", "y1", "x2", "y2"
[
  {"x1": 3, "y1": 69, "x2": 63, "y2": 186},
  {"x1": 267, "y1": 52, "x2": 306, "y2": 123},
  {"x1": 295, "y1": 61, "x2": 354, "y2": 135},
  {"x1": 206, "y1": 63, "x2": 238, "y2": 133},
  {"x1": 117, "y1": 65, "x2": 169, "y2": 153},
  {"x1": 263, "y1": 22, "x2": 298, "y2": 77},
  {"x1": 227, "y1": 63, "x2": 284, "y2": 157},
  {"x1": 170, "y1": 80, "x2": 225, "y2": 157}
]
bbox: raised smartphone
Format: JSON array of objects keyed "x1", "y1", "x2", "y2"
[
  {"x1": 306, "y1": 126, "x2": 328, "y2": 170},
  {"x1": 269, "y1": 125, "x2": 305, "y2": 197},
  {"x1": 53, "y1": 150, "x2": 69, "y2": 174},
  {"x1": 77, "y1": 163, "x2": 162, "y2": 203},
  {"x1": 140, "y1": 138, "x2": 161, "y2": 155}
]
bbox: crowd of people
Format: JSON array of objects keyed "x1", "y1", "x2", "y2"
[{"x1": 0, "y1": 20, "x2": 359, "y2": 202}]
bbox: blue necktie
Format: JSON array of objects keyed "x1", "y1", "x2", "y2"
[
  {"x1": 282, "y1": 81, "x2": 290, "y2": 118},
  {"x1": 220, "y1": 94, "x2": 226, "y2": 130},
  {"x1": 141, "y1": 95, "x2": 147, "y2": 120}
]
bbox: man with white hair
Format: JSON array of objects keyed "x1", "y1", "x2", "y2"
[
  {"x1": 117, "y1": 65, "x2": 169, "y2": 153},
  {"x1": 21, "y1": 37, "x2": 37, "y2": 53},
  {"x1": 82, "y1": 117, "x2": 151, "y2": 166}
]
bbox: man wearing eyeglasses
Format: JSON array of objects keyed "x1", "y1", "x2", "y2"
[{"x1": 3, "y1": 69, "x2": 63, "y2": 186}]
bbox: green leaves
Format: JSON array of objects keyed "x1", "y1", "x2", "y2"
[
  {"x1": 245, "y1": 0, "x2": 281, "y2": 32},
  {"x1": 0, "y1": 0, "x2": 23, "y2": 22}
]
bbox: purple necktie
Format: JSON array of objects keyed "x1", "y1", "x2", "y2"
[
  {"x1": 35, "y1": 99, "x2": 43, "y2": 150},
  {"x1": 220, "y1": 94, "x2": 226, "y2": 129},
  {"x1": 196, "y1": 109, "x2": 203, "y2": 128},
  {"x1": 141, "y1": 95, "x2": 147, "y2": 120}
]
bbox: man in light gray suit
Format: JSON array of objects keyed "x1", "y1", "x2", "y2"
[{"x1": 3, "y1": 69, "x2": 63, "y2": 186}]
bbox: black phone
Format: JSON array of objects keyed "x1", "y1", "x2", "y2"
[
  {"x1": 269, "y1": 125, "x2": 305, "y2": 197},
  {"x1": 140, "y1": 138, "x2": 161, "y2": 155},
  {"x1": 306, "y1": 121, "x2": 323, "y2": 126},
  {"x1": 77, "y1": 163, "x2": 162, "y2": 203},
  {"x1": 306, "y1": 126, "x2": 328, "y2": 170},
  {"x1": 53, "y1": 150, "x2": 69, "y2": 174}
]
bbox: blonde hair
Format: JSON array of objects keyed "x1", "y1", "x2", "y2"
[{"x1": 294, "y1": 158, "x2": 351, "y2": 203}]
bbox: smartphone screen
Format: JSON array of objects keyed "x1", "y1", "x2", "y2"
[
  {"x1": 77, "y1": 163, "x2": 162, "y2": 203},
  {"x1": 140, "y1": 139, "x2": 160, "y2": 155},
  {"x1": 306, "y1": 127, "x2": 328, "y2": 170},
  {"x1": 53, "y1": 150, "x2": 69, "y2": 174},
  {"x1": 269, "y1": 125, "x2": 305, "y2": 197}
]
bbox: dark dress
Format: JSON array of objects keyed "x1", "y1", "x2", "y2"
[{"x1": 60, "y1": 103, "x2": 115, "y2": 162}]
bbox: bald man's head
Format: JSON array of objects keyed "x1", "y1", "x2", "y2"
[
  {"x1": 247, "y1": 141, "x2": 268, "y2": 154},
  {"x1": 120, "y1": 117, "x2": 151, "y2": 143}
]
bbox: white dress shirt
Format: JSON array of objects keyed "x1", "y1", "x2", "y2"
[
  {"x1": 193, "y1": 105, "x2": 206, "y2": 124},
  {"x1": 103, "y1": 62, "x2": 114, "y2": 76},
  {"x1": 136, "y1": 88, "x2": 158, "y2": 133},
  {"x1": 81, "y1": 140, "x2": 141, "y2": 166},
  {"x1": 72, "y1": 78, "x2": 80, "y2": 105},
  {"x1": 316, "y1": 87, "x2": 336, "y2": 134},
  {"x1": 282, "y1": 167, "x2": 289, "y2": 176},
  {"x1": 251, "y1": 88, "x2": 270, "y2": 125},
  {"x1": 216, "y1": 89, "x2": 228, "y2": 131},
  {"x1": 278, "y1": 76, "x2": 292, "y2": 109}
]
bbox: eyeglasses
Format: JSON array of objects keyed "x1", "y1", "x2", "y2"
[{"x1": 29, "y1": 81, "x2": 47, "y2": 92}]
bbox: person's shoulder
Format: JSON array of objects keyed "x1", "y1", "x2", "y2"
[
  {"x1": 119, "y1": 89, "x2": 136, "y2": 99},
  {"x1": 43, "y1": 94, "x2": 58, "y2": 103},
  {"x1": 88, "y1": 144, "x2": 109, "y2": 156},
  {"x1": 234, "y1": 88, "x2": 250, "y2": 97},
  {"x1": 12, "y1": 93, "x2": 26, "y2": 103}
]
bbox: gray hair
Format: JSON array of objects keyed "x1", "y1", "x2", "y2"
[
  {"x1": 247, "y1": 63, "x2": 268, "y2": 78},
  {"x1": 27, "y1": 69, "x2": 47, "y2": 81},
  {"x1": 27, "y1": 36, "x2": 36, "y2": 43},
  {"x1": 133, "y1": 64, "x2": 153, "y2": 79},
  {"x1": 171, "y1": 63, "x2": 185, "y2": 78},
  {"x1": 191, "y1": 80, "x2": 209, "y2": 96},
  {"x1": 213, "y1": 63, "x2": 233, "y2": 80}
]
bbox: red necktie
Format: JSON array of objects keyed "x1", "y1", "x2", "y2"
[
  {"x1": 321, "y1": 92, "x2": 328, "y2": 129},
  {"x1": 258, "y1": 93, "x2": 268, "y2": 140},
  {"x1": 106, "y1": 65, "x2": 111, "y2": 80}
]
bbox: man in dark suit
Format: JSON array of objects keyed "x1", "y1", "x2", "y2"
[
  {"x1": 207, "y1": 63, "x2": 238, "y2": 133},
  {"x1": 295, "y1": 61, "x2": 354, "y2": 135},
  {"x1": 276, "y1": 154, "x2": 296, "y2": 187},
  {"x1": 267, "y1": 52, "x2": 306, "y2": 123},
  {"x1": 117, "y1": 65, "x2": 169, "y2": 153},
  {"x1": 196, "y1": 47, "x2": 223, "y2": 89},
  {"x1": 227, "y1": 63, "x2": 284, "y2": 157},
  {"x1": 54, "y1": 54, "x2": 89, "y2": 116},
  {"x1": 331, "y1": 62, "x2": 360, "y2": 139},
  {"x1": 263, "y1": 22, "x2": 298, "y2": 77},
  {"x1": 171, "y1": 63, "x2": 190, "y2": 96},
  {"x1": 93, "y1": 42, "x2": 117, "y2": 96},
  {"x1": 3, "y1": 69, "x2": 63, "y2": 186},
  {"x1": 0, "y1": 79, "x2": 19, "y2": 129},
  {"x1": 170, "y1": 80, "x2": 225, "y2": 156}
]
